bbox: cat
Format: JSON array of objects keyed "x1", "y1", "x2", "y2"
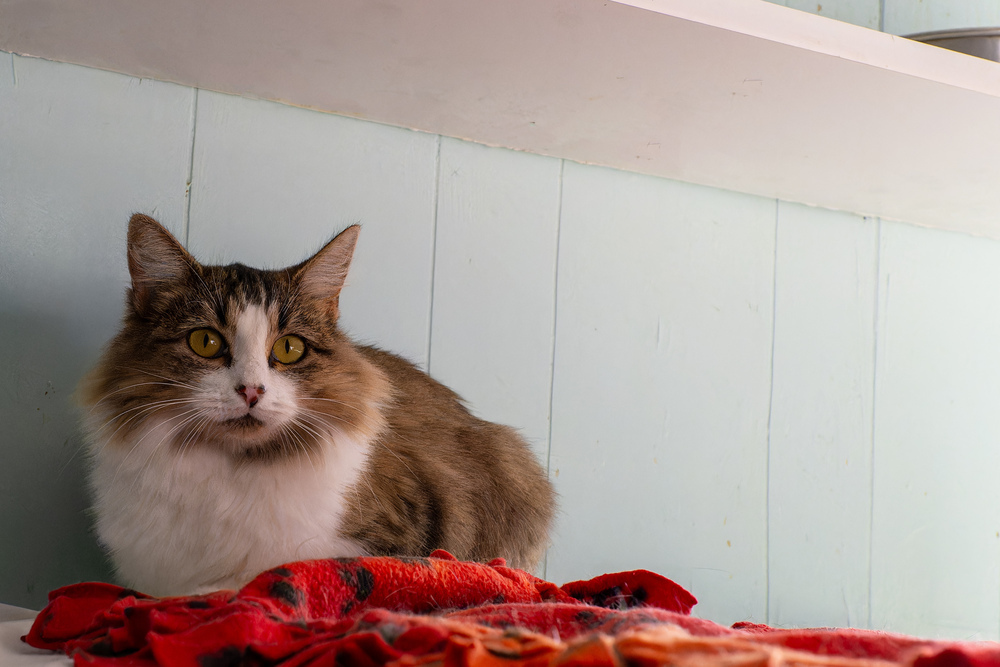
[{"x1": 79, "y1": 214, "x2": 555, "y2": 597}]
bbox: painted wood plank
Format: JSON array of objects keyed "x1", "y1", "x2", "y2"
[
  {"x1": 429, "y1": 138, "x2": 561, "y2": 463},
  {"x1": 186, "y1": 91, "x2": 439, "y2": 368},
  {"x1": 884, "y1": 1, "x2": 1000, "y2": 35},
  {"x1": 871, "y1": 221, "x2": 1000, "y2": 640},
  {"x1": 767, "y1": 203, "x2": 877, "y2": 629},
  {"x1": 0, "y1": 56, "x2": 194, "y2": 608},
  {"x1": 776, "y1": 0, "x2": 881, "y2": 30},
  {"x1": 546, "y1": 162, "x2": 776, "y2": 626}
]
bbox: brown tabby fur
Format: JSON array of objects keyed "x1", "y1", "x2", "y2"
[{"x1": 81, "y1": 215, "x2": 555, "y2": 573}]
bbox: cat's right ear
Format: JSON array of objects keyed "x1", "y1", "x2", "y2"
[{"x1": 126, "y1": 214, "x2": 199, "y2": 316}]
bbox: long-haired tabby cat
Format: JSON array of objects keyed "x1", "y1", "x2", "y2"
[{"x1": 80, "y1": 214, "x2": 555, "y2": 596}]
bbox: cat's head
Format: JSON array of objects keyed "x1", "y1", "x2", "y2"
[{"x1": 80, "y1": 214, "x2": 389, "y2": 462}]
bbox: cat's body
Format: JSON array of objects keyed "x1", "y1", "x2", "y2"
[{"x1": 81, "y1": 215, "x2": 554, "y2": 596}]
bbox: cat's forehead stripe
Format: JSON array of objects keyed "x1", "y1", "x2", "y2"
[
  {"x1": 205, "y1": 264, "x2": 293, "y2": 315},
  {"x1": 233, "y1": 304, "x2": 275, "y2": 361}
]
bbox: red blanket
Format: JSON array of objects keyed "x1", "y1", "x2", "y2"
[{"x1": 22, "y1": 551, "x2": 1000, "y2": 667}]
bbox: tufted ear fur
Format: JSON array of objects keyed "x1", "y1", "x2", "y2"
[
  {"x1": 293, "y1": 225, "x2": 360, "y2": 321},
  {"x1": 126, "y1": 214, "x2": 199, "y2": 317}
]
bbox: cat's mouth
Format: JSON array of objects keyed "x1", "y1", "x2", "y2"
[{"x1": 224, "y1": 414, "x2": 266, "y2": 430}]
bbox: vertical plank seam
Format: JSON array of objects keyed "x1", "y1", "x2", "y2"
[
  {"x1": 867, "y1": 217, "x2": 882, "y2": 630},
  {"x1": 425, "y1": 134, "x2": 443, "y2": 374},
  {"x1": 183, "y1": 88, "x2": 200, "y2": 248},
  {"x1": 878, "y1": 0, "x2": 885, "y2": 32},
  {"x1": 542, "y1": 158, "x2": 566, "y2": 582},
  {"x1": 10, "y1": 53, "x2": 17, "y2": 87},
  {"x1": 765, "y1": 199, "x2": 780, "y2": 625},
  {"x1": 546, "y1": 158, "x2": 565, "y2": 479}
]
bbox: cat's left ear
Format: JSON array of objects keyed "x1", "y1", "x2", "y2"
[{"x1": 293, "y1": 225, "x2": 359, "y2": 320}]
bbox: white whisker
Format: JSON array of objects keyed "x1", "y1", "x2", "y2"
[
  {"x1": 112, "y1": 406, "x2": 205, "y2": 486},
  {"x1": 298, "y1": 396, "x2": 366, "y2": 414},
  {"x1": 296, "y1": 405, "x2": 352, "y2": 427},
  {"x1": 93, "y1": 398, "x2": 205, "y2": 455},
  {"x1": 128, "y1": 408, "x2": 211, "y2": 495},
  {"x1": 111, "y1": 366, "x2": 199, "y2": 390},
  {"x1": 359, "y1": 468, "x2": 386, "y2": 517},
  {"x1": 96, "y1": 397, "x2": 203, "y2": 430},
  {"x1": 88, "y1": 382, "x2": 198, "y2": 412}
]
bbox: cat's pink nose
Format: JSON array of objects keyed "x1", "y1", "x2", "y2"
[{"x1": 236, "y1": 384, "x2": 265, "y2": 409}]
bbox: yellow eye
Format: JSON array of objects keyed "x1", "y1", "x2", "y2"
[
  {"x1": 188, "y1": 328, "x2": 225, "y2": 358},
  {"x1": 272, "y1": 335, "x2": 306, "y2": 364}
]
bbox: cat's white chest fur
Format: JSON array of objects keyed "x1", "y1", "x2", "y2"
[{"x1": 88, "y1": 423, "x2": 370, "y2": 596}]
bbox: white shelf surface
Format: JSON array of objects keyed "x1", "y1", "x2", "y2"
[{"x1": 2, "y1": 0, "x2": 1000, "y2": 237}]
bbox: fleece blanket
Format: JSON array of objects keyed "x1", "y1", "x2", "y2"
[{"x1": 22, "y1": 550, "x2": 1000, "y2": 667}]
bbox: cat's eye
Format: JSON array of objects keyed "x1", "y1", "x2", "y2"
[
  {"x1": 188, "y1": 328, "x2": 225, "y2": 358},
  {"x1": 272, "y1": 335, "x2": 306, "y2": 364}
]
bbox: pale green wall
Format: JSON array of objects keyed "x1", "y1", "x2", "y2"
[{"x1": 767, "y1": 0, "x2": 1000, "y2": 33}]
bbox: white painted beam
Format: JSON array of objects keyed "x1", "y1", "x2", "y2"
[{"x1": 3, "y1": 1, "x2": 1000, "y2": 236}]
